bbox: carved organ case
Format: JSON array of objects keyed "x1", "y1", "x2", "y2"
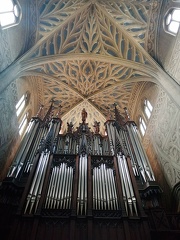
[{"x1": 0, "y1": 103, "x2": 162, "y2": 240}]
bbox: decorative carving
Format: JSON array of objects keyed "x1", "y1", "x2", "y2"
[
  {"x1": 41, "y1": 208, "x2": 71, "y2": 217},
  {"x1": 0, "y1": 30, "x2": 12, "y2": 72},
  {"x1": 29, "y1": 3, "x2": 151, "y2": 66},
  {"x1": 91, "y1": 156, "x2": 114, "y2": 168},
  {"x1": 38, "y1": 0, "x2": 85, "y2": 38},
  {"x1": 99, "y1": 0, "x2": 149, "y2": 46},
  {"x1": 53, "y1": 156, "x2": 75, "y2": 168},
  {"x1": 93, "y1": 209, "x2": 122, "y2": 218},
  {"x1": 145, "y1": 89, "x2": 180, "y2": 188}
]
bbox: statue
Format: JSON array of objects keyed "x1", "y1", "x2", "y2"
[
  {"x1": 81, "y1": 108, "x2": 87, "y2": 123},
  {"x1": 67, "y1": 122, "x2": 73, "y2": 133},
  {"x1": 93, "y1": 121, "x2": 100, "y2": 134}
]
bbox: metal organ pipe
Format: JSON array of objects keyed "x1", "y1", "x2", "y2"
[
  {"x1": 117, "y1": 154, "x2": 138, "y2": 216},
  {"x1": 7, "y1": 120, "x2": 39, "y2": 178},
  {"x1": 92, "y1": 163, "x2": 118, "y2": 211},
  {"x1": 77, "y1": 154, "x2": 87, "y2": 215},
  {"x1": 106, "y1": 123, "x2": 115, "y2": 155},
  {"x1": 126, "y1": 125, "x2": 147, "y2": 182},
  {"x1": 45, "y1": 162, "x2": 74, "y2": 210},
  {"x1": 122, "y1": 130, "x2": 139, "y2": 177},
  {"x1": 24, "y1": 125, "x2": 48, "y2": 174},
  {"x1": 131, "y1": 125, "x2": 155, "y2": 181},
  {"x1": 24, "y1": 151, "x2": 50, "y2": 214}
]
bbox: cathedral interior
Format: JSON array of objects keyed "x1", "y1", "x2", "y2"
[{"x1": 0, "y1": 0, "x2": 180, "y2": 239}]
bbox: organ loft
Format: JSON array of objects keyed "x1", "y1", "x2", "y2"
[{"x1": 1, "y1": 102, "x2": 175, "y2": 240}]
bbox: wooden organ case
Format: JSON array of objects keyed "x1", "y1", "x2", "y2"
[{"x1": 0, "y1": 104, "x2": 167, "y2": 240}]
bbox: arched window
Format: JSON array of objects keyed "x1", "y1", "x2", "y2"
[
  {"x1": 139, "y1": 116, "x2": 146, "y2": 136},
  {"x1": 19, "y1": 112, "x2": 28, "y2": 135},
  {"x1": 139, "y1": 99, "x2": 153, "y2": 136},
  {"x1": 144, "y1": 99, "x2": 153, "y2": 119},
  {"x1": 0, "y1": 0, "x2": 21, "y2": 29},
  {"x1": 16, "y1": 92, "x2": 30, "y2": 136},
  {"x1": 164, "y1": 8, "x2": 180, "y2": 35}
]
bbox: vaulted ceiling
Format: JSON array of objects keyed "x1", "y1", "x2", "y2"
[{"x1": 13, "y1": 0, "x2": 165, "y2": 132}]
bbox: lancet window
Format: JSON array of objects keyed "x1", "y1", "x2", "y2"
[
  {"x1": 0, "y1": 0, "x2": 21, "y2": 29},
  {"x1": 139, "y1": 99, "x2": 153, "y2": 136},
  {"x1": 16, "y1": 92, "x2": 30, "y2": 136}
]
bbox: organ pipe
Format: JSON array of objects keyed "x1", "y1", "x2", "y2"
[
  {"x1": 92, "y1": 162, "x2": 118, "y2": 211},
  {"x1": 77, "y1": 154, "x2": 87, "y2": 215},
  {"x1": 4, "y1": 104, "x2": 160, "y2": 220},
  {"x1": 117, "y1": 153, "x2": 138, "y2": 216},
  {"x1": 24, "y1": 150, "x2": 50, "y2": 214}
]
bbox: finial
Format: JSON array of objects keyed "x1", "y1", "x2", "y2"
[
  {"x1": 56, "y1": 105, "x2": 62, "y2": 118},
  {"x1": 106, "y1": 107, "x2": 114, "y2": 121},
  {"x1": 36, "y1": 104, "x2": 44, "y2": 118}
]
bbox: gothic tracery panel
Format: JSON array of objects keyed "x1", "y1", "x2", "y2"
[
  {"x1": 38, "y1": 0, "x2": 86, "y2": 38},
  {"x1": 29, "y1": 3, "x2": 151, "y2": 66}
]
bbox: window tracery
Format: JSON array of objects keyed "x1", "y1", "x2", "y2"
[
  {"x1": 139, "y1": 99, "x2": 153, "y2": 136},
  {"x1": 0, "y1": 0, "x2": 21, "y2": 29},
  {"x1": 164, "y1": 8, "x2": 180, "y2": 35},
  {"x1": 16, "y1": 92, "x2": 30, "y2": 136}
]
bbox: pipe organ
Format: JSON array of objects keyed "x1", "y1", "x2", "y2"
[{"x1": 0, "y1": 104, "x2": 164, "y2": 240}]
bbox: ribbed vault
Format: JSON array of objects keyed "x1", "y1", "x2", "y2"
[{"x1": 15, "y1": 0, "x2": 165, "y2": 133}]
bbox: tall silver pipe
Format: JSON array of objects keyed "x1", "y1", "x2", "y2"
[
  {"x1": 50, "y1": 166, "x2": 57, "y2": 208},
  {"x1": 94, "y1": 168, "x2": 98, "y2": 209},
  {"x1": 106, "y1": 168, "x2": 113, "y2": 210},
  {"x1": 123, "y1": 130, "x2": 139, "y2": 176},
  {"x1": 60, "y1": 163, "x2": 66, "y2": 209},
  {"x1": 53, "y1": 166, "x2": 60, "y2": 209},
  {"x1": 111, "y1": 169, "x2": 118, "y2": 210},
  {"x1": 65, "y1": 167, "x2": 70, "y2": 209},
  {"x1": 77, "y1": 156, "x2": 81, "y2": 215},
  {"x1": 131, "y1": 125, "x2": 155, "y2": 181},
  {"x1": 104, "y1": 165, "x2": 110, "y2": 210},
  {"x1": 14, "y1": 121, "x2": 39, "y2": 177},
  {"x1": 80, "y1": 155, "x2": 85, "y2": 214},
  {"x1": 49, "y1": 165, "x2": 57, "y2": 208},
  {"x1": 57, "y1": 164, "x2": 63, "y2": 209},
  {"x1": 96, "y1": 167, "x2": 100, "y2": 209},
  {"x1": 25, "y1": 151, "x2": 49, "y2": 214},
  {"x1": 117, "y1": 158, "x2": 128, "y2": 214},
  {"x1": 45, "y1": 167, "x2": 55, "y2": 208},
  {"x1": 127, "y1": 125, "x2": 147, "y2": 182},
  {"x1": 106, "y1": 123, "x2": 114, "y2": 155},
  {"x1": 69, "y1": 167, "x2": 73, "y2": 208},
  {"x1": 109, "y1": 169, "x2": 115, "y2": 210},
  {"x1": 109, "y1": 122, "x2": 116, "y2": 149},
  {"x1": 24, "y1": 152, "x2": 44, "y2": 214},
  {"x1": 84, "y1": 155, "x2": 87, "y2": 214},
  {"x1": 29, "y1": 127, "x2": 43, "y2": 159},
  {"x1": 103, "y1": 164, "x2": 109, "y2": 210},
  {"x1": 64, "y1": 167, "x2": 68, "y2": 209},
  {"x1": 129, "y1": 125, "x2": 147, "y2": 170},
  {"x1": 120, "y1": 155, "x2": 133, "y2": 215},
  {"x1": 123, "y1": 155, "x2": 138, "y2": 216},
  {"x1": 31, "y1": 152, "x2": 49, "y2": 213},
  {"x1": 35, "y1": 151, "x2": 49, "y2": 212},
  {"x1": 93, "y1": 169, "x2": 95, "y2": 209}
]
